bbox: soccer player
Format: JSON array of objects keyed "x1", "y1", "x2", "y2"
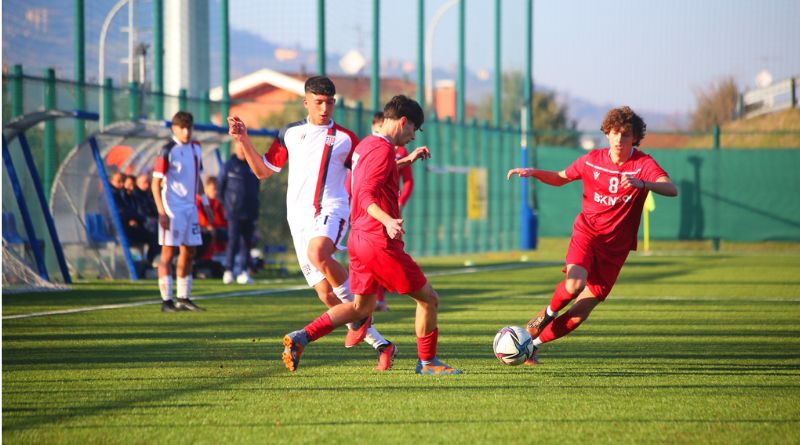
[
  {"x1": 507, "y1": 106, "x2": 678, "y2": 363},
  {"x1": 226, "y1": 76, "x2": 396, "y2": 371},
  {"x1": 279, "y1": 95, "x2": 461, "y2": 375},
  {"x1": 152, "y1": 111, "x2": 212, "y2": 312},
  {"x1": 369, "y1": 111, "x2": 417, "y2": 312}
]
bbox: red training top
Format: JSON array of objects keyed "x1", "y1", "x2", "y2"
[{"x1": 350, "y1": 135, "x2": 401, "y2": 242}]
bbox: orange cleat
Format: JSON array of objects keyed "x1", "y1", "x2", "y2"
[
  {"x1": 375, "y1": 342, "x2": 397, "y2": 371},
  {"x1": 282, "y1": 333, "x2": 305, "y2": 372}
]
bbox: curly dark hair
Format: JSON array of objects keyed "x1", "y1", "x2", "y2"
[{"x1": 600, "y1": 106, "x2": 646, "y2": 146}]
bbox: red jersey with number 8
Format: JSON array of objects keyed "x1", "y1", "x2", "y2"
[{"x1": 564, "y1": 148, "x2": 668, "y2": 251}]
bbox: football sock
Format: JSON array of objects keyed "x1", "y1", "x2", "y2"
[
  {"x1": 365, "y1": 327, "x2": 388, "y2": 349},
  {"x1": 158, "y1": 276, "x2": 173, "y2": 302},
  {"x1": 303, "y1": 312, "x2": 335, "y2": 342},
  {"x1": 546, "y1": 305, "x2": 556, "y2": 317},
  {"x1": 548, "y1": 281, "x2": 577, "y2": 313},
  {"x1": 333, "y1": 279, "x2": 353, "y2": 303},
  {"x1": 376, "y1": 287, "x2": 386, "y2": 303},
  {"x1": 532, "y1": 337, "x2": 543, "y2": 347},
  {"x1": 416, "y1": 328, "x2": 439, "y2": 362},
  {"x1": 176, "y1": 276, "x2": 191, "y2": 300},
  {"x1": 537, "y1": 313, "x2": 583, "y2": 344}
]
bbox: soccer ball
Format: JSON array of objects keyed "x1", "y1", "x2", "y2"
[{"x1": 493, "y1": 326, "x2": 533, "y2": 366}]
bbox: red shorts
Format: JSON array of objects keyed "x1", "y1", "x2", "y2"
[
  {"x1": 564, "y1": 231, "x2": 630, "y2": 300},
  {"x1": 348, "y1": 230, "x2": 427, "y2": 295}
]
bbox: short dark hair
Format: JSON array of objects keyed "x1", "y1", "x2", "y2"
[
  {"x1": 171, "y1": 111, "x2": 194, "y2": 129},
  {"x1": 305, "y1": 76, "x2": 336, "y2": 96},
  {"x1": 372, "y1": 111, "x2": 385, "y2": 126},
  {"x1": 383, "y1": 95, "x2": 424, "y2": 131},
  {"x1": 601, "y1": 106, "x2": 646, "y2": 146}
]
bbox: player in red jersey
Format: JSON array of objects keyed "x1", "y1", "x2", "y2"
[
  {"x1": 281, "y1": 95, "x2": 461, "y2": 374},
  {"x1": 507, "y1": 106, "x2": 678, "y2": 364},
  {"x1": 368, "y1": 112, "x2": 416, "y2": 312}
]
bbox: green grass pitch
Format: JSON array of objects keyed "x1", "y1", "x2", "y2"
[{"x1": 3, "y1": 239, "x2": 800, "y2": 444}]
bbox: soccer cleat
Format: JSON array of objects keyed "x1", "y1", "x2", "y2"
[
  {"x1": 222, "y1": 270, "x2": 234, "y2": 284},
  {"x1": 526, "y1": 307, "x2": 556, "y2": 339},
  {"x1": 524, "y1": 345, "x2": 540, "y2": 365},
  {"x1": 375, "y1": 342, "x2": 397, "y2": 371},
  {"x1": 282, "y1": 332, "x2": 306, "y2": 372},
  {"x1": 344, "y1": 316, "x2": 372, "y2": 348},
  {"x1": 161, "y1": 300, "x2": 178, "y2": 312},
  {"x1": 415, "y1": 358, "x2": 463, "y2": 375},
  {"x1": 175, "y1": 298, "x2": 205, "y2": 312}
]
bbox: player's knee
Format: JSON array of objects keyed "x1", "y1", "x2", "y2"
[
  {"x1": 306, "y1": 248, "x2": 329, "y2": 270},
  {"x1": 416, "y1": 287, "x2": 439, "y2": 310},
  {"x1": 564, "y1": 279, "x2": 585, "y2": 296},
  {"x1": 352, "y1": 299, "x2": 374, "y2": 317}
]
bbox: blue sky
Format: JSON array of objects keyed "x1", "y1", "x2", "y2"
[{"x1": 231, "y1": 0, "x2": 800, "y2": 115}]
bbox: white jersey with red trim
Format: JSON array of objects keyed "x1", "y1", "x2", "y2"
[
  {"x1": 263, "y1": 118, "x2": 358, "y2": 223},
  {"x1": 152, "y1": 137, "x2": 203, "y2": 215}
]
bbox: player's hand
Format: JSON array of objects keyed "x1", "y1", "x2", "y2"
[
  {"x1": 410, "y1": 146, "x2": 431, "y2": 163},
  {"x1": 384, "y1": 218, "x2": 405, "y2": 240},
  {"x1": 621, "y1": 174, "x2": 645, "y2": 190},
  {"x1": 227, "y1": 116, "x2": 248, "y2": 141},
  {"x1": 158, "y1": 213, "x2": 170, "y2": 230},
  {"x1": 507, "y1": 168, "x2": 533, "y2": 180}
]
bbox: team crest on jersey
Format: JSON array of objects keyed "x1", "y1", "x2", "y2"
[
  {"x1": 325, "y1": 134, "x2": 336, "y2": 145},
  {"x1": 593, "y1": 171, "x2": 600, "y2": 180}
]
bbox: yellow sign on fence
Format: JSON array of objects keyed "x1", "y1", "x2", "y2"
[{"x1": 467, "y1": 168, "x2": 488, "y2": 220}]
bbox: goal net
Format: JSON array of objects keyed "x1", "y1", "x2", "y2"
[{"x1": 2, "y1": 241, "x2": 69, "y2": 294}]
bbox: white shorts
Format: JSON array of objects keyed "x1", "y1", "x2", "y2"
[
  {"x1": 290, "y1": 212, "x2": 349, "y2": 287},
  {"x1": 159, "y1": 206, "x2": 202, "y2": 247}
]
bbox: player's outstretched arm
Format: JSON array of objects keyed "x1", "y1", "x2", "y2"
[
  {"x1": 226, "y1": 115, "x2": 274, "y2": 180},
  {"x1": 507, "y1": 168, "x2": 571, "y2": 186}
]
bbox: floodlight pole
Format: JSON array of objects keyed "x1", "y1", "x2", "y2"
[
  {"x1": 99, "y1": 0, "x2": 132, "y2": 129},
  {"x1": 424, "y1": 0, "x2": 458, "y2": 108}
]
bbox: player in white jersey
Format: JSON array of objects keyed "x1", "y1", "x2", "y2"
[
  {"x1": 227, "y1": 76, "x2": 397, "y2": 371},
  {"x1": 152, "y1": 111, "x2": 212, "y2": 312}
]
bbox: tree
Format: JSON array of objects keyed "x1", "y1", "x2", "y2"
[
  {"x1": 477, "y1": 71, "x2": 577, "y2": 146},
  {"x1": 690, "y1": 77, "x2": 739, "y2": 131}
]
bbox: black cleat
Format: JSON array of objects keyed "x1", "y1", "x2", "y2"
[
  {"x1": 161, "y1": 300, "x2": 178, "y2": 312},
  {"x1": 175, "y1": 298, "x2": 205, "y2": 311}
]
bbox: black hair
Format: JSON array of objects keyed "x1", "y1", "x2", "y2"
[
  {"x1": 304, "y1": 76, "x2": 336, "y2": 96},
  {"x1": 383, "y1": 95, "x2": 424, "y2": 131}
]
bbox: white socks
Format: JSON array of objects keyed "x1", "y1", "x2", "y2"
[
  {"x1": 333, "y1": 279, "x2": 353, "y2": 303},
  {"x1": 177, "y1": 276, "x2": 192, "y2": 300},
  {"x1": 546, "y1": 305, "x2": 556, "y2": 317},
  {"x1": 158, "y1": 276, "x2": 173, "y2": 301},
  {"x1": 365, "y1": 328, "x2": 388, "y2": 349}
]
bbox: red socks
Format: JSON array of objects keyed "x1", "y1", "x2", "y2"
[
  {"x1": 416, "y1": 328, "x2": 439, "y2": 361},
  {"x1": 304, "y1": 312, "x2": 335, "y2": 342},
  {"x1": 537, "y1": 314, "x2": 583, "y2": 344},
  {"x1": 549, "y1": 281, "x2": 577, "y2": 313}
]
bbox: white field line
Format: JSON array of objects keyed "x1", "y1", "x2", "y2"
[{"x1": 3, "y1": 262, "x2": 549, "y2": 320}]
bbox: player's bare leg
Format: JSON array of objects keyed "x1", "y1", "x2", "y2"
[
  {"x1": 307, "y1": 236, "x2": 393, "y2": 358},
  {"x1": 408, "y1": 282, "x2": 461, "y2": 375}
]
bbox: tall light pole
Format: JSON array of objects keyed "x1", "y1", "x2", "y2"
[
  {"x1": 424, "y1": 0, "x2": 458, "y2": 108},
  {"x1": 98, "y1": 0, "x2": 132, "y2": 129}
]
